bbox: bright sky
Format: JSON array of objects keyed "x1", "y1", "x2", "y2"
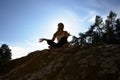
[{"x1": 0, "y1": 0, "x2": 120, "y2": 59}]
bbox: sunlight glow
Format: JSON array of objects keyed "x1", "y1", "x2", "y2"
[
  {"x1": 48, "y1": 17, "x2": 73, "y2": 41},
  {"x1": 48, "y1": 18, "x2": 71, "y2": 38},
  {"x1": 46, "y1": 10, "x2": 83, "y2": 39}
]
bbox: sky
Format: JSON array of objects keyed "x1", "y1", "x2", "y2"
[{"x1": 0, "y1": 0, "x2": 120, "y2": 59}]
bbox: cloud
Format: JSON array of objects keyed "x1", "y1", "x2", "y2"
[
  {"x1": 115, "y1": 8, "x2": 120, "y2": 18},
  {"x1": 10, "y1": 46, "x2": 28, "y2": 59},
  {"x1": 10, "y1": 40, "x2": 48, "y2": 59},
  {"x1": 88, "y1": 11, "x2": 107, "y2": 23},
  {"x1": 79, "y1": 0, "x2": 120, "y2": 22},
  {"x1": 88, "y1": 16, "x2": 96, "y2": 23},
  {"x1": 0, "y1": 42, "x2": 4, "y2": 45},
  {"x1": 46, "y1": 9, "x2": 89, "y2": 37},
  {"x1": 10, "y1": 8, "x2": 90, "y2": 59},
  {"x1": 88, "y1": 10, "x2": 120, "y2": 25},
  {"x1": 84, "y1": 11, "x2": 98, "y2": 23}
]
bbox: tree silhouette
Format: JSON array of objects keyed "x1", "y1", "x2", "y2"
[
  {"x1": 88, "y1": 15, "x2": 104, "y2": 44},
  {"x1": 0, "y1": 44, "x2": 12, "y2": 65},
  {"x1": 115, "y1": 19, "x2": 120, "y2": 43},
  {"x1": 104, "y1": 11, "x2": 117, "y2": 44},
  {"x1": 71, "y1": 36, "x2": 80, "y2": 46},
  {"x1": 71, "y1": 11, "x2": 120, "y2": 46}
]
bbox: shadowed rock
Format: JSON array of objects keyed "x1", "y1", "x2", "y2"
[{"x1": 0, "y1": 44, "x2": 120, "y2": 80}]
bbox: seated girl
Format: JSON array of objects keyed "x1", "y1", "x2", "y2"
[{"x1": 39, "y1": 23, "x2": 70, "y2": 48}]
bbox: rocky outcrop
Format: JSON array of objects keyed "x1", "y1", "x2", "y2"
[{"x1": 0, "y1": 44, "x2": 120, "y2": 80}]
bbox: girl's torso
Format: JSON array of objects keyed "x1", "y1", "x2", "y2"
[{"x1": 56, "y1": 31, "x2": 66, "y2": 42}]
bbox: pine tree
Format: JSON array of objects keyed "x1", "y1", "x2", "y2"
[
  {"x1": 71, "y1": 36, "x2": 80, "y2": 46},
  {"x1": 92, "y1": 15, "x2": 104, "y2": 44},
  {"x1": 0, "y1": 44, "x2": 12, "y2": 65},
  {"x1": 115, "y1": 19, "x2": 120, "y2": 43},
  {"x1": 104, "y1": 11, "x2": 117, "y2": 44},
  {"x1": 85, "y1": 15, "x2": 104, "y2": 44},
  {"x1": 71, "y1": 11, "x2": 120, "y2": 46},
  {"x1": 79, "y1": 33, "x2": 87, "y2": 45}
]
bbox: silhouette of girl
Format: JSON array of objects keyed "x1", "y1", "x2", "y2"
[{"x1": 39, "y1": 23, "x2": 70, "y2": 48}]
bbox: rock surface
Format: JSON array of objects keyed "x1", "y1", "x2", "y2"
[{"x1": 0, "y1": 44, "x2": 120, "y2": 80}]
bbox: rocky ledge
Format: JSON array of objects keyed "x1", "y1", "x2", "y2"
[{"x1": 0, "y1": 44, "x2": 120, "y2": 80}]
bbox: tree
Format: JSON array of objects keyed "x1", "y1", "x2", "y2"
[
  {"x1": 71, "y1": 11, "x2": 120, "y2": 46},
  {"x1": 85, "y1": 15, "x2": 104, "y2": 44},
  {"x1": 70, "y1": 36, "x2": 80, "y2": 46},
  {"x1": 79, "y1": 33, "x2": 87, "y2": 45},
  {"x1": 115, "y1": 19, "x2": 120, "y2": 35},
  {"x1": 104, "y1": 11, "x2": 117, "y2": 44},
  {"x1": 115, "y1": 19, "x2": 120, "y2": 43},
  {"x1": 0, "y1": 44, "x2": 12, "y2": 65}
]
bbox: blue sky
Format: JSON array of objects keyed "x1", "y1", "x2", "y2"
[{"x1": 0, "y1": 0, "x2": 120, "y2": 59}]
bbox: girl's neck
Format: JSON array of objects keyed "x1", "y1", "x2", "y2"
[{"x1": 58, "y1": 30, "x2": 63, "y2": 32}]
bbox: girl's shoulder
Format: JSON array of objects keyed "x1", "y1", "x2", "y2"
[{"x1": 64, "y1": 31, "x2": 69, "y2": 34}]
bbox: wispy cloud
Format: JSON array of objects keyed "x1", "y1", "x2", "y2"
[
  {"x1": 10, "y1": 9, "x2": 89, "y2": 59},
  {"x1": 81, "y1": 0, "x2": 120, "y2": 25},
  {"x1": 10, "y1": 46, "x2": 28, "y2": 59},
  {"x1": 46, "y1": 9, "x2": 88, "y2": 36},
  {"x1": 1, "y1": 0, "x2": 120, "y2": 60},
  {"x1": 10, "y1": 40, "x2": 48, "y2": 59}
]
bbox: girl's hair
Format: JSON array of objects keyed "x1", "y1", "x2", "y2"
[{"x1": 58, "y1": 23, "x2": 64, "y2": 30}]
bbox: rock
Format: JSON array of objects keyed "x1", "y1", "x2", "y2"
[{"x1": 0, "y1": 45, "x2": 120, "y2": 80}]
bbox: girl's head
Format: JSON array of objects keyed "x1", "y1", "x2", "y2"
[{"x1": 58, "y1": 23, "x2": 64, "y2": 31}]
